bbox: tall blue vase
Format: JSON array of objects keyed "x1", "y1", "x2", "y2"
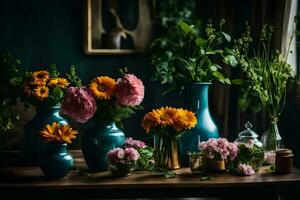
[
  {"x1": 81, "y1": 121, "x2": 125, "y2": 172},
  {"x1": 23, "y1": 105, "x2": 68, "y2": 164},
  {"x1": 40, "y1": 142, "x2": 73, "y2": 179},
  {"x1": 180, "y1": 82, "x2": 219, "y2": 165}
]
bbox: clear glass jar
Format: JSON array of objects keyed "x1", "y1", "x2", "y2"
[{"x1": 235, "y1": 121, "x2": 262, "y2": 148}]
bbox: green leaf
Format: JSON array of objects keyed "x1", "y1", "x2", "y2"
[
  {"x1": 51, "y1": 87, "x2": 64, "y2": 100},
  {"x1": 221, "y1": 32, "x2": 231, "y2": 42},
  {"x1": 206, "y1": 50, "x2": 223, "y2": 55},
  {"x1": 231, "y1": 79, "x2": 244, "y2": 85},
  {"x1": 210, "y1": 65, "x2": 218, "y2": 71},
  {"x1": 200, "y1": 176, "x2": 215, "y2": 181},
  {"x1": 164, "y1": 171, "x2": 176, "y2": 178},
  {"x1": 178, "y1": 21, "x2": 193, "y2": 34},
  {"x1": 195, "y1": 37, "x2": 207, "y2": 47},
  {"x1": 212, "y1": 71, "x2": 225, "y2": 80},
  {"x1": 224, "y1": 55, "x2": 238, "y2": 67},
  {"x1": 224, "y1": 78, "x2": 231, "y2": 85}
]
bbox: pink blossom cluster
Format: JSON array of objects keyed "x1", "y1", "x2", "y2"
[
  {"x1": 199, "y1": 138, "x2": 238, "y2": 161},
  {"x1": 264, "y1": 151, "x2": 276, "y2": 164},
  {"x1": 238, "y1": 163, "x2": 255, "y2": 176},
  {"x1": 115, "y1": 74, "x2": 145, "y2": 106},
  {"x1": 61, "y1": 87, "x2": 97, "y2": 123},
  {"x1": 107, "y1": 147, "x2": 140, "y2": 164},
  {"x1": 125, "y1": 137, "x2": 147, "y2": 149}
]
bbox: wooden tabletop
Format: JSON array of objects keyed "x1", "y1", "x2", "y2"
[{"x1": 1, "y1": 150, "x2": 300, "y2": 199}]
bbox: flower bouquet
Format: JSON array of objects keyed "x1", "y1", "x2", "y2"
[
  {"x1": 141, "y1": 106, "x2": 197, "y2": 169},
  {"x1": 107, "y1": 146, "x2": 140, "y2": 177},
  {"x1": 199, "y1": 138, "x2": 238, "y2": 172},
  {"x1": 39, "y1": 122, "x2": 78, "y2": 179}
]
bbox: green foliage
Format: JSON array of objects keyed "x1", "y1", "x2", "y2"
[
  {"x1": 135, "y1": 146, "x2": 154, "y2": 171},
  {"x1": 0, "y1": 52, "x2": 25, "y2": 149},
  {"x1": 66, "y1": 65, "x2": 82, "y2": 87},
  {"x1": 230, "y1": 23, "x2": 293, "y2": 118},
  {"x1": 151, "y1": 19, "x2": 233, "y2": 93}
]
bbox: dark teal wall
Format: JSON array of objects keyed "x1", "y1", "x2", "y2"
[{"x1": 0, "y1": 0, "x2": 183, "y2": 143}]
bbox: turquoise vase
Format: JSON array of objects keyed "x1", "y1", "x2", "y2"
[
  {"x1": 23, "y1": 105, "x2": 68, "y2": 164},
  {"x1": 40, "y1": 142, "x2": 73, "y2": 179},
  {"x1": 180, "y1": 82, "x2": 219, "y2": 165},
  {"x1": 81, "y1": 121, "x2": 125, "y2": 172}
]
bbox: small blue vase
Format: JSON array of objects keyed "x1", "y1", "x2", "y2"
[
  {"x1": 81, "y1": 121, "x2": 125, "y2": 172},
  {"x1": 23, "y1": 105, "x2": 68, "y2": 164},
  {"x1": 40, "y1": 142, "x2": 73, "y2": 179},
  {"x1": 180, "y1": 82, "x2": 219, "y2": 165}
]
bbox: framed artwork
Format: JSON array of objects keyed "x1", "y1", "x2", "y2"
[{"x1": 84, "y1": 0, "x2": 155, "y2": 55}]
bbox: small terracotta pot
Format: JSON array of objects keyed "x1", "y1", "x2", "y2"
[{"x1": 275, "y1": 149, "x2": 293, "y2": 174}]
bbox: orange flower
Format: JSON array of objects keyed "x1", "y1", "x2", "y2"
[
  {"x1": 33, "y1": 86, "x2": 49, "y2": 101},
  {"x1": 141, "y1": 112, "x2": 158, "y2": 133},
  {"x1": 89, "y1": 76, "x2": 116, "y2": 100},
  {"x1": 48, "y1": 78, "x2": 70, "y2": 88},
  {"x1": 31, "y1": 70, "x2": 49, "y2": 86},
  {"x1": 152, "y1": 107, "x2": 177, "y2": 126},
  {"x1": 173, "y1": 109, "x2": 197, "y2": 131},
  {"x1": 40, "y1": 122, "x2": 78, "y2": 144}
]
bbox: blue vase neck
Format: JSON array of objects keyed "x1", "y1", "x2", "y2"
[
  {"x1": 186, "y1": 83, "x2": 210, "y2": 112},
  {"x1": 36, "y1": 105, "x2": 60, "y2": 115},
  {"x1": 47, "y1": 142, "x2": 67, "y2": 153}
]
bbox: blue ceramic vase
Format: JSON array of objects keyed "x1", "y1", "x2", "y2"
[
  {"x1": 81, "y1": 121, "x2": 125, "y2": 172},
  {"x1": 23, "y1": 105, "x2": 68, "y2": 164},
  {"x1": 40, "y1": 142, "x2": 73, "y2": 179},
  {"x1": 180, "y1": 82, "x2": 219, "y2": 165}
]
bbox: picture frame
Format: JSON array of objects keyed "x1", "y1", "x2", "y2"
[{"x1": 84, "y1": 0, "x2": 155, "y2": 55}]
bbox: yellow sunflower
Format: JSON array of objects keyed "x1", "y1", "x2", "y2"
[
  {"x1": 173, "y1": 108, "x2": 197, "y2": 131},
  {"x1": 152, "y1": 107, "x2": 178, "y2": 126},
  {"x1": 141, "y1": 112, "x2": 159, "y2": 133},
  {"x1": 33, "y1": 86, "x2": 49, "y2": 101},
  {"x1": 89, "y1": 76, "x2": 116, "y2": 100},
  {"x1": 48, "y1": 78, "x2": 70, "y2": 88},
  {"x1": 31, "y1": 70, "x2": 49, "y2": 86},
  {"x1": 40, "y1": 122, "x2": 78, "y2": 144}
]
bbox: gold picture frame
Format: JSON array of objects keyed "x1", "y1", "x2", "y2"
[{"x1": 84, "y1": 0, "x2": 155, "y2": 55}]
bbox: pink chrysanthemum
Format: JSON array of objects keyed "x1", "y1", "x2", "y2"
[
  {"x1": 115, "y1": 74, "x2": 144, "y2": 106},
  {"x1": 238, "y1": 163, "x2": 255, "y2": 176},
  {"x1": 125, "y1": 137, "x2": 147, "y2": 149},
  {"x1": 61, "y1": 87, "x2": 97, "y2": 123}
]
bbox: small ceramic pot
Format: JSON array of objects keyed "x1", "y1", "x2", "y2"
[
  {"x1": 207, "y1": 159, "x2": 226, "y2": 172},
  {"x1": 189, "y1": 154, "x2": 207, "y2": 174},
  {"x1": 275, "y1": 149, "x2": 293, "y2": 174}
]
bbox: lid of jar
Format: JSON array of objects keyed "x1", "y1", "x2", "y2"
[
  {"x1": 276, "y1": 149, "x2": 294, "y2": 157},
  {"x1": 237, "y1": 121, "x2": 259, "y2": 138}
]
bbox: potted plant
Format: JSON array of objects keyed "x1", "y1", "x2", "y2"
[
  {"x1": 61, "y1": 69, "x2": 145, "y2": 171},
  {"x1": 150, "y1": 20, "x2": 236, "y2": 164},
  {"x1": 229, "y1": 23, "x2": 293, "y2": 152}
]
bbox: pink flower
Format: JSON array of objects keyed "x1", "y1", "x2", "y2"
[
  {"x1": 264, "y1": 151, "x2": 276, "y2": 164},
  {"x1": 124, "y1": 147, "x2": 140, "y2": 161},
  {"x1": 238, "y1": 163, "x2": 255, "y2": 176},
  {"x1": 61, "y1": 87, "x2": 97, "y2": 123},
  {"x1": 198, "y1": 138, "x2": 237, "y2": 161},
  {"x1": 245, "y1": 140, "x2": 254, "y2": 149},
  {"x1": 125, "y1": 137, "x2": 147, "y2": 149},
  {"x1": 115, "y1": 74, "x2": 144, "y2": 106}
]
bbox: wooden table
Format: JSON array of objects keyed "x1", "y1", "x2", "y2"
[{"x1": 0, "y1": 151, "x2": 300, "y2": 199}]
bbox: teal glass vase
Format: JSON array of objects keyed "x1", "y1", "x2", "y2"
[
  {"x1": 180, "y1": 82, "x2": 219, "y2": 165},
  {"x1": 40, "y1": 142, "x2": 73, "y2": 179},
  {"x1": 23, "y1": 105, "x2": 68, "y2": 164},
  {"x1": 81, "y1": 121, "x2": 125, "y2": 172}
]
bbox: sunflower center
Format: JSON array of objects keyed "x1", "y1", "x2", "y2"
[
  {"x1": 37, "y1": 74, "x2": 45, "y2": 79},
  {"x1": 161, "y1": 113, "x2": 170, "y2": 121},
  {"x1": 97, "y1": 84, "x2": 108, "y2": 92},
  {"x1": 40, "y1": 88, "x2": 47, "y2": 94}
]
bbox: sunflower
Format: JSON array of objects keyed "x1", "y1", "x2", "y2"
[
  {"x1": 48, "y1": 78, "x2": 70, "y2": 88},
  {"x1": 141, "y1": 112, "x2": 159, "y2": 133},
  {"x1": 173, "y1": 108, "x2": 197, "y2": 131},
  {"x1": 31, "y1": 70, "x2": 49, "y2": 86},
  {"x1": 89, "y1": 76, "x2": 116, "y2": 100},
  {"x1": 33, "y1": 86, "x2": 49, "y2": 101},
  {"x1": 40, "y1": 122, "x2": 78, "y2": 144},
  {"x1": 152, "y1": 107, "x2": 177, "y2": 126}
]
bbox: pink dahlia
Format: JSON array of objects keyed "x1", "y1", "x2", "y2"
[
  {"x1": 61, "y1": 87, "x2": 97, "y2": 123},
  {"x1": 264, "y1": 151, "x2": 276, "y2": 164},
  {"x1": 115, "y1": 74, "x2": 144, "y2": 106}
]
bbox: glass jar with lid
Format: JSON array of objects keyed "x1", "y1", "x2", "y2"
[
  {"x1": 234, "y1": 122, "x2": 264, "y2": 171},
  {"x1": 235, "y1": 121, "x2": 262, "y2": 147}
]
